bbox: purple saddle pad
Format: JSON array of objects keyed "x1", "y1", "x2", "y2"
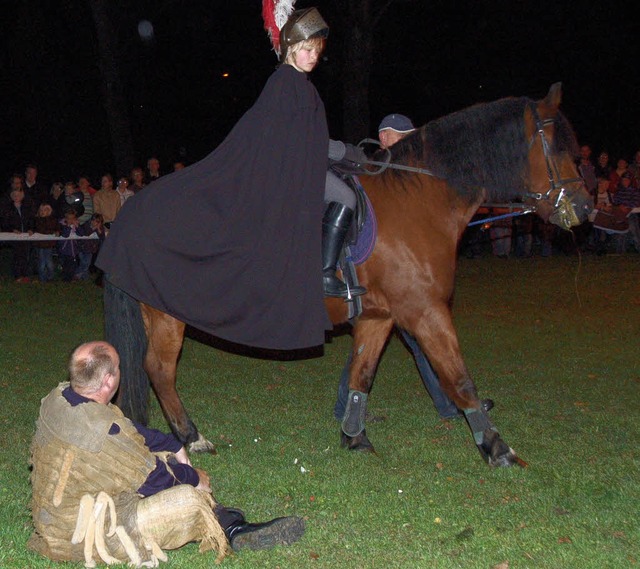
[{"x1": 349, "y1": 180, "x2": 377, "y2": 266}]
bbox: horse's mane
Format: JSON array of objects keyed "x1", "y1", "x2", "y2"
[{"x1": 387, "y1": 96, "x2": 578, "y2": 202}]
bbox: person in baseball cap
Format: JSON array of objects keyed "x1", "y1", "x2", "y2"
[{"x1": 378, "y1": 114, "x2": 415, "y2": 149}]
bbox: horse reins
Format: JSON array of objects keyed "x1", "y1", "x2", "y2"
[
  {"x1": 467, "y1": 205, "x2": 535, "y2": 227},
  {"x1": 354, "y1": 138, "x2": 437, "y2": 177}
]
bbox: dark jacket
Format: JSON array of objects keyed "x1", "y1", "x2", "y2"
[
  {"x1": 57, "y1": 221, "x2": 88, "y2": 257},
  {"x1": 0, "y1": 198, "x2": 36, "y2": 232},
  {"x1": 34, "y1": 215, "x2": 60, "y2": 249},
  {"x1": 79, "y1": 221, "x2": 105, "y2": 254}
]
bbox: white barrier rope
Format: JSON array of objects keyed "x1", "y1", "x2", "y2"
[{"x1": 0, "y1": 232, "x2": 99, "y2": 241}]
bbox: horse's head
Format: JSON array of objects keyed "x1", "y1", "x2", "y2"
[{"x1": 525, "y1": 83, "x2": 593, "y2": 229}]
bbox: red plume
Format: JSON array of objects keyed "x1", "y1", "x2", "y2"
[{"x1": 262, "y1": 0, "x2": 296, "y2": 56}]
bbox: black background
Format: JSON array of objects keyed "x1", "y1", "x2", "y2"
[{"x1": 1, "y1": 0, "x2": 638, "y2": 184}]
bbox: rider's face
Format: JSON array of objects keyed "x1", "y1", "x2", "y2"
[{"x1": 291, "y1": 46, "x2": 321, "y2": 73}]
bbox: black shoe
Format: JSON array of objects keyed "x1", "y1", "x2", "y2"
[{"x1": 227, "y1": 516, "x2": 305, "y2": 552}]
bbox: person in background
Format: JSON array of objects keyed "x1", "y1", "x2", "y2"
[
  {"x1": 24, "y1": 163, "x2": 48, "y2": 207},
  {"x1": 129, "y1": 167, "x2": 146, "y2": 194},
  {"x1": 0, "y1": 178, "x2": 36, "y2": 282},
  {"x1": 377, "y1": 113, "x2": 415, "y2": 148},
  {"x1": 33, "y1": 202, "x2": 60, "y2": 282},
  {"x1": 609, "y1": 158, "x2": 632, "y2": 194},
  {"x1": 591, "y1": 177, "x2": 614, "y2": 255},
  {"x1": 627, "y1": 149, "x2": 640, "y2": 181},
  {"x1": 576, "y1": 145, "x2": 597, "y2": 195},
  {"x1": 490, "y1": 215, "x2": 512, "y2": 258},
  {"x1": 62, "y1": 181, "x2": 85, "y2": 219},
  {"x1": 57, "y1": 209, "x2": 86, "y2": 282},
  {"x1": 92, "y1": 173, "x2": 121, "y2": 227},
  {"x1": 78, "y1": 175, "x2": 97, "y2": 196},
  {"x1": 594, "y1": 151, "x2": 612, "y2": 179},
  {"x1": 49, "y1": 182, "x2": 66, "y2": 218},
  {"x1": 76, "y1": 176, "x2": 95, "y2": 225},
  {"x1": 611, "y1": 172, "x2": 640, "y2": 253},
  {"x1": 79, "y1": 213, "x2": 106, "y2": 280},
  {"x1": 115, "y1": 177, "x2": 134, "y2": 206},
  {"x1": 513, "y1": 213, "x2": 534, "y2": 257},
  {"x1": 146, "y1": 156, "x2": 162, "y2": 183}
]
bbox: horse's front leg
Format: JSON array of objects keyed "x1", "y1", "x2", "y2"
[
  {"x1": 341, "y1": 316, "x2": 394, "y2": 453},
  {"x1": 410, "y1": 304, "x2": 520, "y2": 467},
  {"x1": 140, "y1": 304, "x2": 215, "y2": 454}
]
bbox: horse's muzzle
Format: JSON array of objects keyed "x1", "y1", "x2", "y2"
[
  {"x1": 571, "y1": 191, "x2": 594, "y2": 223},
  {"x1": 549, "y1": 189, "x2": 593, "y2": 229}
]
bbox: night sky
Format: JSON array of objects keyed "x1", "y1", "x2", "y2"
[{"x1": 2, "y1": 0, "x2": 638, "y2": 185}]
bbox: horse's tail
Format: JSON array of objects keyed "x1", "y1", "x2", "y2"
[{"x1": 104, "y1": 278, "x2": 150, "y2": 424}]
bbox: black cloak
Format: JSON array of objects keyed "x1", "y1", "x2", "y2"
[{"x1": 97, "y1": 64, "x2": 330, "y2": 350}]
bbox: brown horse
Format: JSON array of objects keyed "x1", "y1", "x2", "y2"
[{"x1": 105, "y1": 83, "x2": 591, "y2": 467}]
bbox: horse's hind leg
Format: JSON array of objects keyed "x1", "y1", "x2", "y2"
[
  {"x1": 341, "y1": 316, "x2": 394, "y2": 453},
  {"x1": 140, "y1": 304, "x2": 215, "y2": 454}
]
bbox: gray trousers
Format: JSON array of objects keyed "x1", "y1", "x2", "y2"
[{"x1": 324, "y1": 171, "x2": 356, "y2": 210}]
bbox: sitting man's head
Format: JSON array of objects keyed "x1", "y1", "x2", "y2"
[
  {"x1": 378, "y1": 114, "x2": 415, "y2": 149},
  {"x1": 69, "y1": 341, "x2": 120, "y2": 404}
]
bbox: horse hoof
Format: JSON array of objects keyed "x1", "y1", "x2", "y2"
[
  {"x1": 488, "y1": 447, "x2": 519, "y2": 467},
  {"x1": 477, "y1": 430, "x2": 519, "y2": 467},
  {"x1": 340, "y1": 429, "x2": 376, "y2": 453},
  {"x1": 189, "y1": 433, "x2": 217, "y2": 455}
]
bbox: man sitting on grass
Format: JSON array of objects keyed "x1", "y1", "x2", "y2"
[{"x1": 29, "y1": 341, "x2": 304, "y2": 566}]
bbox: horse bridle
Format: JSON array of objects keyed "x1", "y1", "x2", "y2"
[{"x1": 525, "y1": 104, "x2": 585, "y2": 229}]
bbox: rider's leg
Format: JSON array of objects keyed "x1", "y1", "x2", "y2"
[{"x1": 323, "y1": 172, "x2": 366, "y2": 298}]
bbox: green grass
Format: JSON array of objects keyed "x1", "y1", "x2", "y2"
[{"x1": 1, "y1": 255, "x2": 639, "y2": 568}]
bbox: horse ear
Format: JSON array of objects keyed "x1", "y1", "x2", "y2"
[{"x1": 543, "y1": 82, "x2": 563, "y2": 110}]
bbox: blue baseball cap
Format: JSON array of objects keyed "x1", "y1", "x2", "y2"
[{"x1": 378, "y1": 114, "x2": 415, "y2": 133}]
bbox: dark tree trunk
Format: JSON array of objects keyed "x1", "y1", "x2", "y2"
[
  {"x1": 334, "y1": 0, "x2": 396, "y2": 142},
  {"x1": 341, "y1": 2, "x2": 373, "y2": 142},
  {"x1": 88, "y1": 0, "x2": 135, "y2": 177}
]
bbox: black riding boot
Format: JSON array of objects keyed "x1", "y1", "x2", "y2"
[{"x1": 322, "y1": 202, "x2": 366, "y2": 298}]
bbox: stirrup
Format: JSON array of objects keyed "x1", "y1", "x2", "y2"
[{"x1": 323, "y1": 273, "x2": 366, "y2": 298}]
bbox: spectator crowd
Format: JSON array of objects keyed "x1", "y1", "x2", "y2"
[
  {"x1": 0, "y1": 157, "x2": 187, "y2": 283},
  {"x1": 2, "y1": 147, "x2": 640, "y2": 283}
]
